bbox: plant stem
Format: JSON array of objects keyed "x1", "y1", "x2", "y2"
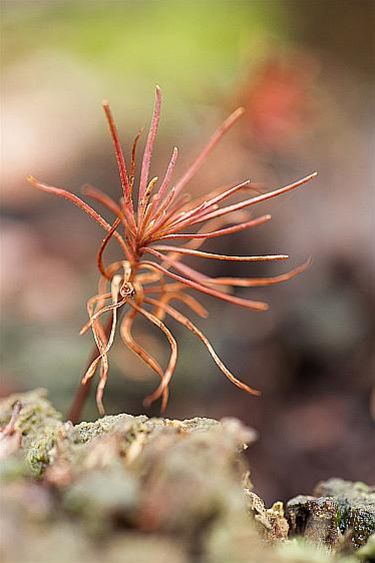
[{"x1": 67, "y1": 312, "x2": 114, "y2": 424}]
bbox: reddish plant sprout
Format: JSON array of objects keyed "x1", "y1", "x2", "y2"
[{"x1": 27, "y1": 86, "x2": 316, "y2": 419}]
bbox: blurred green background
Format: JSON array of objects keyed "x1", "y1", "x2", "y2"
[{"x1": 1, "y1": 0, "x2": 374, "y2": 503}]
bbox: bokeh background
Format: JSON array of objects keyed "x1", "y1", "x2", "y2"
[{"x1": 1, "y1": 0, "x2": 374, "y2": 504}]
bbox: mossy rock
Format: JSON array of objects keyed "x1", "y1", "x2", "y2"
[
  {"x1": 1, "y1": 390, "x2": 374, "y2": 563},
  {"x1": 0, "y1": 389, "x2": 63, "y2": 476},
  {"x1": 286, "y1": 479, "x2": 375, "y2": 551}
]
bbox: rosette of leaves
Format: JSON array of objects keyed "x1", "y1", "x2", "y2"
[{"x1": 28, "y1": 87, "x2": 316, "y2": 418}]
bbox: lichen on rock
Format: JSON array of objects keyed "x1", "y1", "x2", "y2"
[
  {"x1": 286, "y1": 479, "x2": 375, "y2": 552},
  {"x1": 1, "y1": 390, "x2": 374, "y2": 563},
  {"x1": 245, "y1": 489, "x2": 289, "y2": 542},
  {"x1": 0, "y1": 389, "x2": 63, "y2": 475}
]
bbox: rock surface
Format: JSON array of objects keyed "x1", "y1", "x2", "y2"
[
  {"x1": 286, "y1": 479, "x2": 375, "y2": 551},
  {"x1": 0, "y1": 389, "x2": 373, "y2": 563}
]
